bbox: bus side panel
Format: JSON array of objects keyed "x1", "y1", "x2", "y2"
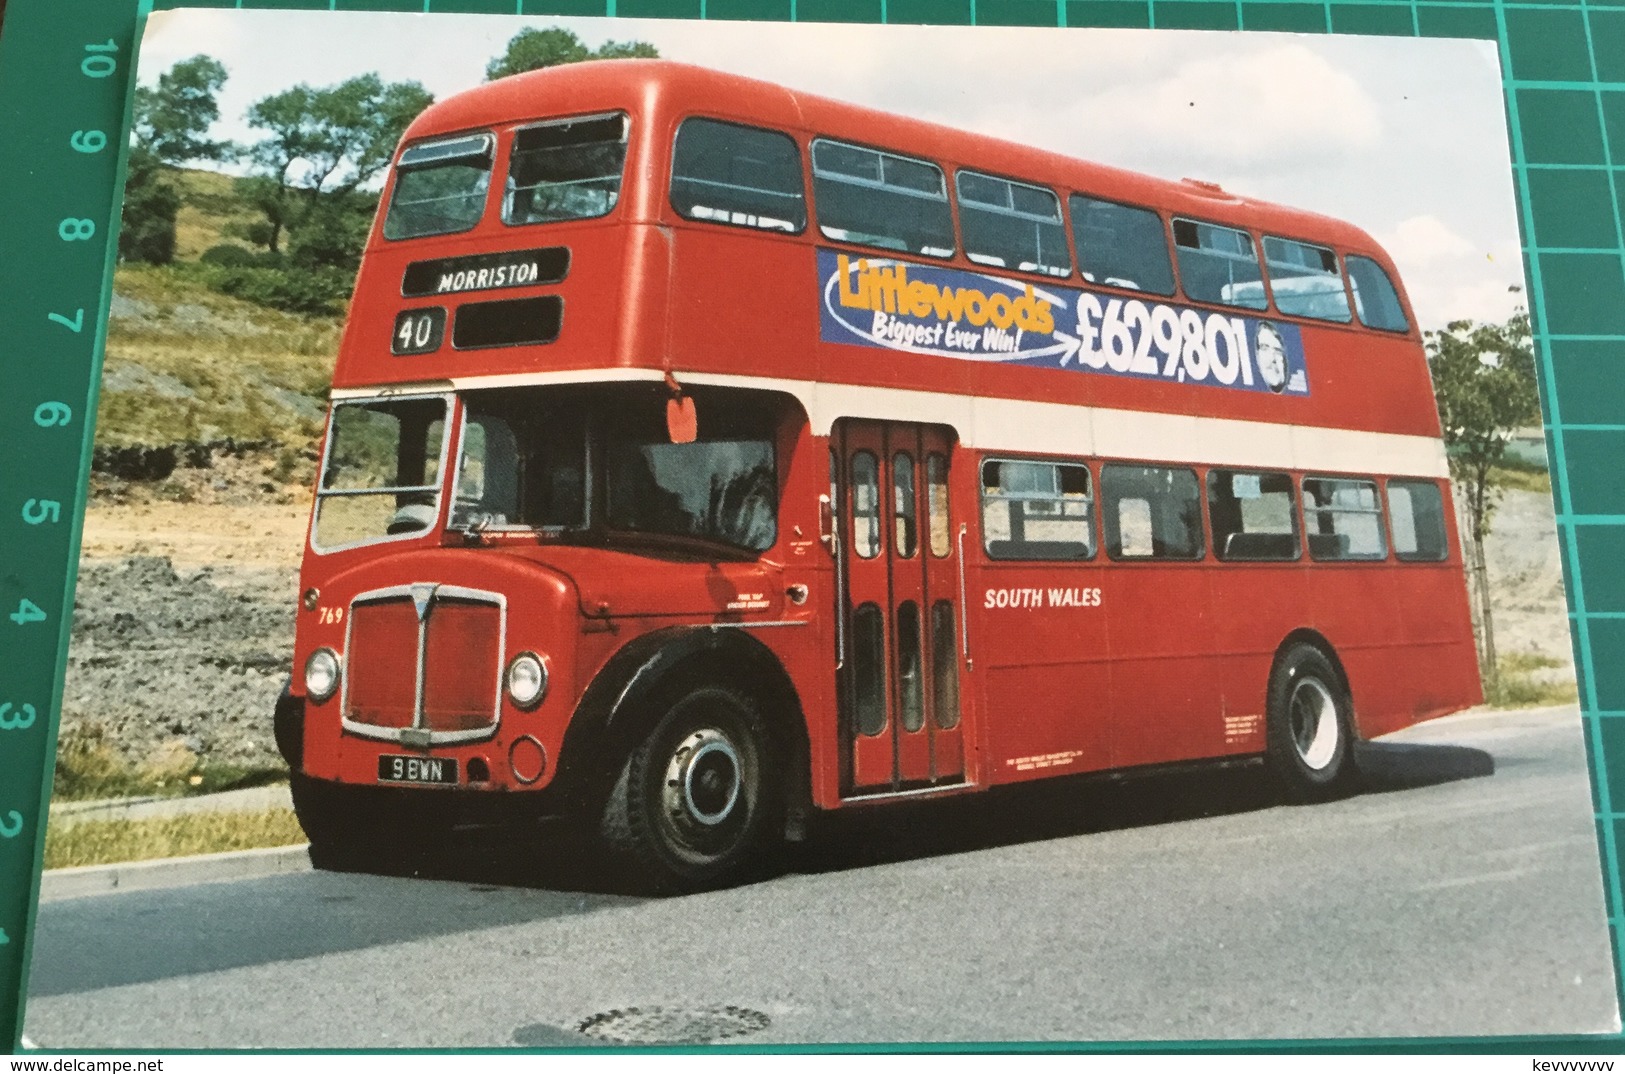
[
  {"x1": 973, "y1": 562, "x2": 1111, "y2": 784},
  {"x1": 1303, "y1": 566, "x2": 1409, "y2": 737},
  {"x1": 1360, "y1": 564, "x2": 1483, "y2": 738},
  {"x1": 667, "y1": 226, "x2": 814, "y2": 378},
  {"x1": 1106, "y1": 566, "x2": 1224, "y2": 769},
  {"x1": 1206, "y1": 563, "x2": 1313, "y2": 755}
]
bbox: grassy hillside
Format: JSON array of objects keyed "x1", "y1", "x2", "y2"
[
  {"x1": 102, "y1": 265, "x2": 338, "y2": 448},
  {"x1": 170, "y1": 167, "x2": 263, "y2": 260},
  {"x1": 98, "y1": 166, "x2": 345, "y2": 497}
]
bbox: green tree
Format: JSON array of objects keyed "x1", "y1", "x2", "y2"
[
  {"x1": 485, "y1": 27, "x2": 658, "y2": 81},
  {"x1": 119, "y1": 150, "x2": 182, "y2": 264},
  {"x1": 120, "y1": 55, "x2": 229, "y2": 265},
  {"x1": 1427, "y1": 309, "x2": 1541, "y2": 698},
  {"x1": 243, "y1": 74, "x2": 433, "y2": 255},
  {"x1": 132, "y1": 54, "x2": 230, "y2": 164}
]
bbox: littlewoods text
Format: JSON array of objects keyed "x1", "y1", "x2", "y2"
[{"x1": 10, "y1": 1062, "x2": 163, "y2": 1072}]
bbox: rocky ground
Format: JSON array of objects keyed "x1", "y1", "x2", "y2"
[
  {"x1": 60, "y1": 461, "x2": 309, "y2": 776},
  {"x1": 56, "y1": 474, "x2": 1576, "y2": 776},
  {"x1": 1481, "y1": 487, "x2": 1575, "y2": 670}
]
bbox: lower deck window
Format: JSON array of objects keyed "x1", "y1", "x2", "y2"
[
  {"x1": 607, "y1": 438, "x2": 776, "y2": 551},
  {"x1": 1208, "y1": 469, "x2": 1300, "y2": 561},
  {"x1": 1303, "y1": 477, "x2": 1387, "y2": 560},
  {"x1": 314, "y1": 395, "x2": 449, "y2": 550},
  {"x1": 452, "y1": 384, "x2": 779, "y2": 553},
  {"x1": 1387, "y1": 479, "x2": 1448, "y2": 561},
  {"x1": 454, "y1": 396, "x2": 586, "y2": 531},
  {"x1": 1102, "y1": 464, "x2": 1203, "y2": 560},
  {"x1": 980, "y1": 458, "x2": 1093, "y2": 560}
]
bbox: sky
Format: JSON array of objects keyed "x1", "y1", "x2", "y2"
[{"x1": 138, "y1": 10, "x2": 1525, "y2": 333}]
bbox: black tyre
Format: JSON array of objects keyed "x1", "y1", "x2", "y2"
[
  {"x1": 272, "y1": 680, "x2": 303, "y2": 772},
  {"x1": 1264, "y1": 644, "x2": 1357, "y2": 802},
  {"x1": 291, "y1": 773, "x2": 408, "y2": 873},
  {"x1": 600, "y1": 683, "x2": 779, "y2": 893}
]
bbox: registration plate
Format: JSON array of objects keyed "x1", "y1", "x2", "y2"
[{"x1": 377, "y1": 754, "x2": 458, "y2": 785}]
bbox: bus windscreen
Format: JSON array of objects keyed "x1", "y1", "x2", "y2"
[{"x1": 313, "y1": 396, "x2": 450, "y2": 549}]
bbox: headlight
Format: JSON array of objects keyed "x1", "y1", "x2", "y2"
[
  {"x1": 507, "y1": 652, "x2": 548, "y2": 709},
  {"x1": 304, "y1": 647, "x2": 341, "y2": 702}
]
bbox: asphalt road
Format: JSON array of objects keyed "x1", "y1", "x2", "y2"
[{"x1": 23, "y1": 705, "x2": 1620, "y2": 1048}]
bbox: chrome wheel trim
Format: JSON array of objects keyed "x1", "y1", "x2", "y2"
[
  {"x1": 1289, "y1": 677, "x2": 1340, "y2": 771},
  {"x1": 664, "y1": 729, "x2": 743, "y2": 829}
]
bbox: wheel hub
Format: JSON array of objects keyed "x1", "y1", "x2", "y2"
[
  {"x1": 1289, "y1": 678, "x2": 1339, "y2": 771},
  {"x1": 665, "y1": 730, "x2": 742, "y2": 827}
]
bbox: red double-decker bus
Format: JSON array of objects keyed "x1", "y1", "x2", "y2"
[{"x1": 275, "y1": 59, "x2": 1482, "y2": 892}]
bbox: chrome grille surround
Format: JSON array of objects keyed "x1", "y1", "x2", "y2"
[{"x1": 339, "y1": 582, "x2": 507, "y2": 746}]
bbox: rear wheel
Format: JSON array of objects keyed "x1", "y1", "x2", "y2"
[
  {"x1": 600, "y1": 683, "x2": 779, "y2": 893},
  {"x1": 1264, "y1": 644, "x2": 1356, "y2": 801}
]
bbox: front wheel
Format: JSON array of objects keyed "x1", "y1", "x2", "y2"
[
  {"x1": 1264, "y1": 644, "x2": 1357, "y2": 802},
  {"x1": 600, "y1": 684, "x2": 779, "y2": 893}
]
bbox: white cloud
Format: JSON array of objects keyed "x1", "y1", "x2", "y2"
[
  {"x1": 629, "y1": 25, "x2": 1383, "y2": 182},
  {"x1": 1407, "y1": 275, "x2": 1526, "y2": 333},
  {"x1": 136, "y1": 10, "x2": 248, "y2": 81},
  {"x1": 1382, "y1": 215, "x2": 1479, "y2": 267},
  {"x1": 1378, "y1": 217, "x2": 1526, "y2": 330},
  {"x1": 1062, "y1": 42, "x2": 1384, "y2": 176}
]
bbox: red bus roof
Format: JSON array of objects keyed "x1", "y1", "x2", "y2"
[{"x1": 403, "y1": 58, "x2": 1391, "y2": 261}]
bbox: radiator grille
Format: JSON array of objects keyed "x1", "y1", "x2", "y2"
[
  {"x1": 422, "y1": 598, "x2": 503, "y2": 732},
  {"x1": 341, "y1": 586, "x2": 504, "y2": 743}
]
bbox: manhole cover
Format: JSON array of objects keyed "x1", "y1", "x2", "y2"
[{"x1": 576, "y1": 1005, "x2": 771, "y2": 1045}]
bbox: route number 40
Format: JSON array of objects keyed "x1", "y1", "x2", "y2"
[{"x1": 9, "y1": 599, "x2": 45, "y2": 625}]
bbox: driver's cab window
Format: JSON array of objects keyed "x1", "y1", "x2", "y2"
[
  {"x1": 452, "y1": 418, "x2": 521, "y2": 528},
  {"x1": 455, "y1": 394, "x2": 587, "y2": 530}
]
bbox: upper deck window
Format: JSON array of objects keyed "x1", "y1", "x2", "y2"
[
  {"x1": 383, "y1": 133, "x2": 494, "y2": 241},
  {"x1": 811, "y1": 139, "x2": 954, "y2": 258},
  {"x1": 1172, "y1": 218, "x2": 1268, "y2": 310},
  {"x1": 1070, "y1": 195, "x2": 1175, "y2": 296},
  {"x1": 671, "y1": 118, "x2": 805, "y2": 233},
  {"x1": 956, "y1": 171, "x2": 1069, "y2": 277},
  {"x1": 1264, "y1": 237, "x2": 1351, "y2": 323},
  {"x1": 503, "y1": 112, "x2": 628, "y2": 226},
  {"x1": 1346, "y1": 255, "x2": 1410, "y2": 333}
]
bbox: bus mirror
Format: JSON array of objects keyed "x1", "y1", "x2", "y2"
[{"x1": 666, "y1": 393, "x2": 697, "y2": 444}]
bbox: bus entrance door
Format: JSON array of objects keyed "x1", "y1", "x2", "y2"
[{"x1": 835, "y1": 420, "x2": 967, "y2": 797}]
